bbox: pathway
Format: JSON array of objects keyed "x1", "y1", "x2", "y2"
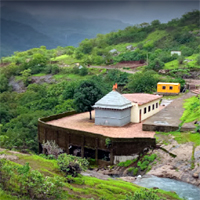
[{"x1": 143, "y1": 92, "x2": 197, "y2": 132}]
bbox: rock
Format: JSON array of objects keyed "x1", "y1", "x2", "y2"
[
  {"x1": 193, "y1": 173, "x2": 199, "y2": 179},
  {"x1": 0, "y1": 154, "x2": 18, "y2": 161},
  {"x1": 120, "y1": 176, "x2": 136, "y2": 182}
]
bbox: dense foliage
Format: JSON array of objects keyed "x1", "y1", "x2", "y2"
[
  {"x1": 126, "y1": 70, "x2": 159, "y2": 93},
  {"x1": 0, "y1": 159, "x2": 64, "y2": 199},
  {"x1": 0, "y1": 10, "x2": 198, "y2": 154}
]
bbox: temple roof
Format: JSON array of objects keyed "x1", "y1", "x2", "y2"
[
  {"x1": 93, "y1": 90, "x2": 132, "y2": 110},
  {"x1": 123, "y1": 93, "x2": 162, "y2": 106}
]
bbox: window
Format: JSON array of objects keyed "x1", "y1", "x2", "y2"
[
  {"x1": 148, "y1": 106, "x2": 151, "y2": 112},
  {"x1": 144, "y1": 107, "x2": 147, "y2": 114},
  {"x1": 169, "y1": 86, "x2": 173, "y2": 90},
  {"x1": 156, "y1": 103, "x2": 158, "y2": 108},
  {"x1": 162, "y1": 86, "x2": 166, "y2": 90},
  {"x1": 152, "y1": 104, "x2": 155, "y2": 110}
]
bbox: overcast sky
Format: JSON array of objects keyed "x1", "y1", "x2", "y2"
[{"x1": 1, "y1": 0, "x2": 200, "y2": 24}]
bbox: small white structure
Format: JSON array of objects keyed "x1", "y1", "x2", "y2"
[
  {"x1": 123, "y1": 93, "x2": 162, "y2": 123},
  {"x1": 171, "y1": 51, "x2": 181, "y2": 56}
]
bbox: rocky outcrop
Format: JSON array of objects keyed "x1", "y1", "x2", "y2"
[{"x1": 148, "y1": 140, "x2": 200, "y2": 188}]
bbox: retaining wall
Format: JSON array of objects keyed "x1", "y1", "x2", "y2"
[{"x1": 38, "y1": 111, "x2": 156, "y2": 165}]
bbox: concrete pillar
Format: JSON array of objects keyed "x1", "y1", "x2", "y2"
[
  {"x1": 95, "y1": 138, "x2": 98, "y2": 164},
  {"x1": 81, "y1": 136, "x2": 85, "y2": 158},
  {"x1": 66, "y1": 133, "x2": 70, "y2": 154},
  {"x1": 44, "y1": 129, "x2": 47, "y2": 142},
  {"x1": 110, "y1": 148, "x2": 114, "y2": 165}
]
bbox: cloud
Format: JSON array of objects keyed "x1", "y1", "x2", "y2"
[{"x1": 1, "y1": 0, "x2": 199, "y2": 24}]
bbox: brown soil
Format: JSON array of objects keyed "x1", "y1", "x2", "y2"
[{"x1": 113, "y1": 60, "x2": 146, "y2": 69}]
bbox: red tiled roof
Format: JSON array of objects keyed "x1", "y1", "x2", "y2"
[{"x1": 122, "y1": 93, "x2": 162, "y2": 106}]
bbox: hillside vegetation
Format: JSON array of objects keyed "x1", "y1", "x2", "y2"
[
  {"x1": 0, "y1": 10, "x2": 200, "y2": 200},
  {"x1": 0, "y1": 149, "x2": 184, "y2": 200},
  {"x1": 0, "y1": 10, "x2": 200, "y2": 153}
]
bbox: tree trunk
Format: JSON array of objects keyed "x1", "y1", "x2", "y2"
[{"x1": 89, "y1": 111, "x2": 92, "y2": 120}]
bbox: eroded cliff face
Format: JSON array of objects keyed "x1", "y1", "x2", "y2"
[{"x1": 148, "y1": 138, "x2": 200, "y2": 188}]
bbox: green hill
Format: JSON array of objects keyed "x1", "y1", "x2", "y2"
[
  {"x1": 0, "y1": 10, "x2": 199, "y2": 153},
  {"x1": 0, "y1": 10, "x2": 200, "y2": 200}
]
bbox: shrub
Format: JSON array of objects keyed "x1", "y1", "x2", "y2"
[
  {"x1": 196, "y1": 55, "x2": 200, "y2": 65},
  {"x1": 137, "y1": 154, "x2": 157, "y2": 171},
  {"x1": 117, "y1": 159, "x2": 137, "y2": 167},
  {"x1": 0, "y1": 159, "x2": 64, "y2": 199},
  {"x1": 125, "y1": 188, "x2": 160, "y2": 200},
  {"x1": 137, "y1": 160, "x2": 149, "y2": 171},
  {"x1": 42, "y1": 140, "x2": 63, "y2": 159},
  {"x1": 57, "y1": 153, "x2": 89, "y2": 177},
  {"x1": 178, "y1": 56, "x2": 185, "y2": 64},
  {"x1": 79, "y1": 66, "x2": 88, "y2": 76},
  {"x1": 128, "y1": 167, "x2": 139, "y2": 176}
]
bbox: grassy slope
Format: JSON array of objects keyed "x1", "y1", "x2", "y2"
[
  {"x1": 51, "y1": 54, "x2": 82, "y2": 65},
  {"x1": 164, "y1": 54, "x2": 200, "y2": 70},
  {"x1": 155, "y1": 131, "x2": 200, "y2": 147},
  {"x1": 0, "y1": 151, "x2": 183, "y2": 200},
  {"x1": 102, "y1": 30, "x2": 167, "y2": 53}
]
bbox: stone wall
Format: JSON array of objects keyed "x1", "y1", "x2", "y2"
[{"x1": 38, "y1": 111, "x2": 156, "y2": 165}]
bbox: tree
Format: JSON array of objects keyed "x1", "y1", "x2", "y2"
[
  {"x1": 20, "y1": 69, "x2": 32, "y2": 86},
  {"x1": 148, "y1": 58, "x2": 164, "y2": 71},
  {"x1": 73, "y1": 80, "x2": 104, "y2": 120},
  {"x1": 126, "y1": 70, "x2": 159, "y2": 93},
  {"x1": 196, "y1": 55, "x2": 200, "y2": 65},
  {"x1": 151, "y1": 20, "x2": 161, "y2": 28}
]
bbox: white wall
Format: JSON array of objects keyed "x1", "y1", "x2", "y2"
[
  {"x1": 171, "y1": 51, "x2": 181, "y2": 56},
  {"x1": 114, "y1": 155, "x2": 138, "y2": 164},
  {"x1": 130, "y1": 99, "x2": 160, "y2": 123}
]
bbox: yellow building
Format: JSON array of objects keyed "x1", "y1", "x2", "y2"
[
  {"x1": 123, "y1": 93, "x2": 162, "y2": 123},
  {"x1": 157, "y1": 82, "x2": 180, "y2": 94}
]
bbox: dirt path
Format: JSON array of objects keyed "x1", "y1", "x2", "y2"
[{"x1": 89, "y1": 65, "x2": 138, "y2": 74}]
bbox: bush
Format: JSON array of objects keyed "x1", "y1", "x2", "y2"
[
  {"x1": 137, "y1": 154, "x2": 157, "y2": 171},
  {"x1": 196, "y1": 55, "x2": 200, "y2": 65},
  {"x1": 137, "y1": 160, "x2": 149, "y2": 171},
  {"x1": 117, "y1": 159, "x2": 137, "y2": 167},
  {"x1": 0, "y1": 159, "x2": 64, "y2": 200},
  {"x1": 125, "y1": 188, "x2": 160, "y2": 200},
  {"x1": 128, "y1": 167, "x2": 138, "y2": 176},
  {"x1": 79, "y1": 66, "x2": 88, "y2": 76},
  {"x1": 42, "y1": 140, "x2": 63, "y2": 159},
  {"x1": 178, "y1": 56, "x2": 185, "y2": 64},
  {"x1": 57, "y1": 153, "x2": 89, "y2": 177}
]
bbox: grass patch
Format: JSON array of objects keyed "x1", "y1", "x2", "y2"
[
  {"x1": 0, "y1": 151, "x2": 183, "y2": 200},
  {"x1": 16, "y1": 154, "x2": 59, "y2": 176},
  {"x1": 156, "y1": 131, "x2": 200, "y2": 147},
  {"x1": 143, "y1": 30, "x2": 167, "y2": 46},
  {"x1": 117, "y1": 159, "x2": 137, "y2": 167},
  {"x1": 164, "y1": 54, "x2": 200, "y2": 70},
  {"x1": 51, "y1": 55, "x2": 81, "y2": 64},
  {"x1": 32, "y1": 73, "x2": 47, "y2": 76}
]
